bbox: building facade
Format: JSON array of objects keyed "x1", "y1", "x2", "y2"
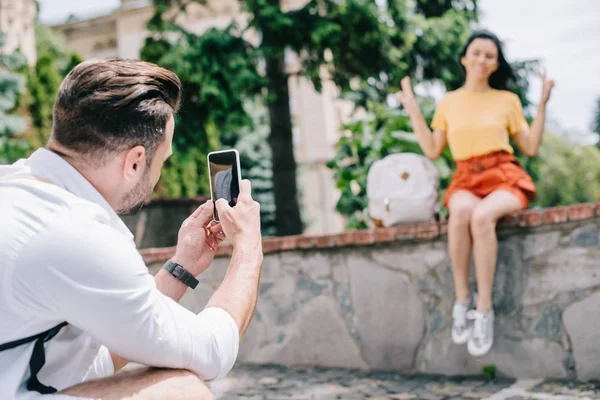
[{"x1": 0, "y1": 0, "x2": 37, "y2": 65}]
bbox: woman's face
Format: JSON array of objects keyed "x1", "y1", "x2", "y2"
[{"x1": 461, "y1": 38, "x2": 499, "y2": 82}]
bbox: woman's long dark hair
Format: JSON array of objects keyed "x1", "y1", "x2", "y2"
[{"x1": 459, "y1": 31, "x2": 515, "y2": 91}]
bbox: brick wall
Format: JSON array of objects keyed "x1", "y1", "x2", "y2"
[{"x1": 140, "y1": 202, "x2": 599, "y2": 263}]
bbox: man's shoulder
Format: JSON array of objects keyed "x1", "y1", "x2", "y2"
[
  {"x1": 11, "y1": 201, "x2": 145, "y2": 290},
  {"x1": 0, "y1": 181, "x2": 130, "y2": 272},
  {"x1": 1, "y1": 179, "x2": 111, "y2": 223}
]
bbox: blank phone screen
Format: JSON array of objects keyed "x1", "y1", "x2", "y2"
[{"x1": 208, "y1": 151, "x2": 240, "y2": 221}]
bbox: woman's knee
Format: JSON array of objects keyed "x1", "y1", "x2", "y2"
[
  {"x1": 449, "y1": 199, "x2": 477, "y2": 227},
  {"x1": 470, "y1": 206, "x2": 496, "y2": 235}
]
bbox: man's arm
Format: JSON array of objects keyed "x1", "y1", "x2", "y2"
[
  {"x1": 205, "y1": 249, "x2": 262, "y2": 339},
  {"x1": 12, "y1": 212, "x2": 239, "y2": 381},
  {"x1": 108, "y1": 269, "x2": 194, "y2": 372},
  {"x1": 205, "y1": 180, "x2": 263, "y2": 339},
  {"x1": 110, "y1": 200, "x2": 226, "y2": 372}
]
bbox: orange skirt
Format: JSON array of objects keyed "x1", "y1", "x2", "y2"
[{"x1": 443, "y1": 151, "x2": 536, "y2": 209}]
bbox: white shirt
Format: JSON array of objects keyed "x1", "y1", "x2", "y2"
[{"x1": 0, "y1": 149, "x2": 239, "y2": 400}]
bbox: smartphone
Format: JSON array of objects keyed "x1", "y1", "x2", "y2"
[{"x1": 207, "y1": 149, "x2": 242, "y2": 221}]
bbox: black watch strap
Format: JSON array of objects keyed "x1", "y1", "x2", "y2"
[{"x1": 162, "y1": 260, "x2": 199, "y2": 289}]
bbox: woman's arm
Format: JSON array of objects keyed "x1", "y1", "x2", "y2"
[
  {"x1": 515, "y1": 69, "x2": 555, "y2": 157},
  {"x1": 396, "y1": 77, "x2": 447, "y2": 159}
]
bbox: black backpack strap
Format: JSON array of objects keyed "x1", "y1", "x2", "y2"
[{"x1": 0, "y1": 322, "x2": 68, "y2": 394}]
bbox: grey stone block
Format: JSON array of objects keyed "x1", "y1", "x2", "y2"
[
  {"x1": 522, "y1": 231, "x2": 561, "y2": 260},
  {"x1": 267, "y1": 297, "x2": 369, "y2": 370},
  {"x1": 333, "y1": 264, "x2": 349, "y2": 284},
  {"x1": 370, "y1": 245, "x2": 435, "y2": 277},
  {"x1": 569, "y1": 224, "x2": 599, "y2": 247},
  {"x1": 492, "y1": 238, "x2": 525, "y2": 316},
  {"x1": 417, "y1": 331, "x2": 567, "y2": 378},
  {"x1": 523, "y1": 248, "x2": 600, "y2": 307},
  {"x1": 294, "y1": 251, "x2": 334, "y2": 280},
  {"x1": 261, "y1": 253, "x2": 283, "y2": 279},
  {"x1": 563, "y1": 291, "x2": 600, "y2": 381},
  {"x1": 428, "y1": 310, "x2": 445, "y2": 334},
  {"x1": 348, "y1": 259, "x2": 425, "y2": 370},
  {"x1": 532, "y1": 303, "x2": 563, "y2": 342}
]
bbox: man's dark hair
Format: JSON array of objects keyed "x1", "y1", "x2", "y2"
[{"x1": 52, "y1": 58, "x2": 182, "y2": 166}]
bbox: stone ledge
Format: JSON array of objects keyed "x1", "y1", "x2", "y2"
[{"x1": 139, "y1": 202, "x2": 600, "y2": 263}]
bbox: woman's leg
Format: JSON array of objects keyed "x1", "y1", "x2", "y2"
[
  {"x1": 470, "y1": 190, "x2": 522, "y2": 313},
  {"x1": 467, "y1": 189, "x2": 522, "y2": 356},
  {"x1": 447, "y1": 190, "x2": 481, "y2": 345},
  {"x1": 447, "y1": 190, "x2": 482, "y2": 303}
]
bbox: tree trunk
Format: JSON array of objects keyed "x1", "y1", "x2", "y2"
[{"x1": 265, "y1": 54, "x2": 303, "y2": 236}]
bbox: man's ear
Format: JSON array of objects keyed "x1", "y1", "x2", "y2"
[{"x1": 123, "y1": 146, "x2": 146, "y2": 179}]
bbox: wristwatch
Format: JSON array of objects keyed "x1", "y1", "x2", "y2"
[{"x1": 162, "y1": 259, "x2": 199, "y2": 289}]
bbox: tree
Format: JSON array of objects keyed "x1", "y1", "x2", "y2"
[
  {"x1": 235, "y1": 100, "x2": 277, "y2": 236},
  {"x1": 143, "y1": 0, "x2": 478, "y2": 236},
  {"x1": 141, "y1": 4, "x2": 265, "y2": 199},
  {"x1": 243, "y1": 0, "x2": 393, "y2": 235},
  {"x1": 0, "y1": 32, "x2": 28, "y2": 164}
]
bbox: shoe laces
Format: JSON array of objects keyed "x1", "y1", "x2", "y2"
[
  {"x1": 452, "y1": 302, "x2": 468, "y2": 329},
  {"x1": 467, "y1": 310, "x2": 488, "y2": 341}
]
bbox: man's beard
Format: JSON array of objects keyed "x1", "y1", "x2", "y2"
[{"x1": 116, "y1": 171, "x2": 152, "y2": 216}]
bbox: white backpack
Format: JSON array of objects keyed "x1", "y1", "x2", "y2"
[{"x1": 367, "y1": 153, "x2": 439, "y2": 227}]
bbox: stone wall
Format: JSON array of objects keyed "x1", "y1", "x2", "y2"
[{"x1": 141, "y1": 203, "x2": 600, "y2": 381}]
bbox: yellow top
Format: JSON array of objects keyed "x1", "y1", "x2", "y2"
[{"x1": 430, "y1": 88, "x2": 529, "y2": 161}]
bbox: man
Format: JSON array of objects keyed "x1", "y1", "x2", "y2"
[{"x1": 0, "y1": 59, "x2": 263, "y2": 399}]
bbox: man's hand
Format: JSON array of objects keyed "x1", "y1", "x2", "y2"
[
  {"x1": 215, "y1": 180, "x2": 262, "y2": 256},
  {"x1": 111, "y1": 201, "x2": 226, "y2": 373},
  {"x1": 172, "y1": 200, "x2": 226, "y2": 277},
  {"x1": 207, "y1": 180, "x2": 263, "y2": 339}
]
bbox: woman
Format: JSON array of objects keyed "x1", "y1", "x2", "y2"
[{"x1": 395, "y1": 31, "x2": 554, "y2": 356}]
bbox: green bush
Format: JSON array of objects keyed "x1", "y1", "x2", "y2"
[{"x1": 533, "y1": 134, "x2": 600, "y2": 207}]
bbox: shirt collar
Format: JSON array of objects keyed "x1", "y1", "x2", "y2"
[{"x1": 8, "y1": 148, "x2": 134, "y2": 240}]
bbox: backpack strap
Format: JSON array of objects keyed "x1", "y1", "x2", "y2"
[
  {"x1": 1, "y1": 174, "x2": 66, "y2": 393},
  {"x1": 0, "y1": 322, "x2": 68, "y2": 394}
]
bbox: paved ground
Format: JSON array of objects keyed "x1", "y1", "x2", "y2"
[{"x1": 208, "y1": 365, "x2": 600, "y2": 400}]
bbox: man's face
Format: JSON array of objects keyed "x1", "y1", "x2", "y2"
[{"x1": 116, "y1": 115, "x2": 174, "y2": 215}]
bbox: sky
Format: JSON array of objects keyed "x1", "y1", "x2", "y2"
[{"x1": 38, "y1": 0, "x2": 600, "y2": 139}]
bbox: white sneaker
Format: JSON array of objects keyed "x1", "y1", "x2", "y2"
[
  {"x1": 451, "y1": 301, "x2": 471, "y2": 344},
  {"x1": 467, "y1": 310, "x2": 494, "y2": 357}
]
